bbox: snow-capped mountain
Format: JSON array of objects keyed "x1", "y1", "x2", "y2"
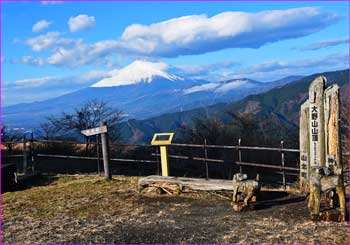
[
  {"x1": 2, "y1": 60, "x2": 301, "y2": 129},
  {"x1": 92, "y1": 61, "x2": 183, "y2": 87}
]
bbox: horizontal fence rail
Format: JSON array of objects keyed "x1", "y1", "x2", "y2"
[
  {"x1": 236, "y1": 161, "x2": 299, "y2": 171},
  {"x1": 32, "y1": 139, "x2": 152, "y2": 148},
  {"x1": 2, "y1": 137, "x2": 349, "y2": 189},
  {"x1": 36, "y1": 154, "x2": 157, "y2": 164},
  {"x1": 171, "y1": 143, "x2": 300, "y2": 153},
  {"x1": 3, "y1": 155, "x2": 24, "y2": 158},
  {"x1": 3, "y1": 140, "x2": 348, "y2": 155},
  {"x1": 152, "y1": 153, "x2": 226, "y2": 163}
]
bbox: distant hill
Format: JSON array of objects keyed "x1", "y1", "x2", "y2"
[
  {"x1": 2, "y1": 60, "x2": 300, "y2": 130},
  {"x1": 120, "y1": 69, "x2": 349, "y2": 144}
]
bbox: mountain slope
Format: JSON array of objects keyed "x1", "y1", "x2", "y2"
[
  {"x1": 3, "y1": 61, "x2": 300, "y2": 130},
  {"x1": 120, "y1": 69, "x2": 348, "y2": 143}
]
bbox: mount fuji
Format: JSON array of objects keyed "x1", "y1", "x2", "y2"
[{"x1": 3, "y1": 60, "x2": 301, "y2": 129}]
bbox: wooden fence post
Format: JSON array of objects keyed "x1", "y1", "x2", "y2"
[
  {"x1": 30, "y1": 131, "x2": 35, "y2": 171},
  {"x1": 204, "y1": 139, "x2": 209, "y2": 179},
  {"x1": 100, "y1": 122, "x2": 111, "y2": 180},
  {"x1": 238, "y1": 138, "x2": 242, "y2": 174},
  {"x1": 281, "y1": 140, "x2": 286, "y2": 189},
  {"x1": 23, "y1": 135, "x2": 27, "y2": 175},
  {"x1": 96, "y1": 134, "x2": 100, "y2": 175}
]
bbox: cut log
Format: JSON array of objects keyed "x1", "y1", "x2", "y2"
[
  {"x1": 138, "y1": 175, "x2": 233, "y2": 192},
  {"x1": 138, "y1": 176, "x2": 298, "y2": 194}
]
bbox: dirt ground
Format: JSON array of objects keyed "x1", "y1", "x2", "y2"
[{"x1": 1, "y1": 175, "x2": 349, "y2": 244}]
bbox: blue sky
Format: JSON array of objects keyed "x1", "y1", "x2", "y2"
[{"x1": 1, "y1": 1, "x2": 349, "y2": 106}]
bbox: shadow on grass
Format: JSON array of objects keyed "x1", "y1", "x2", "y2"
[
  {"x1": 2, "y1": 174, "x2": 58, "y2": 193},
  {"x1": 254, "y1": 191, "x2": 306, "y2": 210}
]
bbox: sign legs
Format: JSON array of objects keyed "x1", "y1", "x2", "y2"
[{"x1": 160, "y1": 146, "x2": 169, "y2": 176}]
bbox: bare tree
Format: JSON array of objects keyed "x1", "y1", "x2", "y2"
[
  {"x1": 40, "y1": 122, "x2": 56, "y2": 140},
  {"x1": 226, "y1": 111, "x2": 263, "y2": 144},
  {"x1": 45, "y1": 99, "x2": 123, "y2": 153},
  {"x1": 178, "y1": 116, "x2": 225, "y2": 145},
  {"x1": 226, "y1": 111, "x2": 298, "y2": 147},
  {"x1": 1, "y1": 125, "x2": 23, "y2": 154}
]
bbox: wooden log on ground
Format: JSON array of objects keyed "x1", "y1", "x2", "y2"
[
  {"x1": 138, "y1": 176, "x2": 299, "y2": 194},
  {"x1": 138, "y1": 175, "x2": 233, "y2": 193}
]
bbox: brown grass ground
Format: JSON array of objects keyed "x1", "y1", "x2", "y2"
[{"x1": 1, "y1": 175, "x2": 349, "y2": 244}]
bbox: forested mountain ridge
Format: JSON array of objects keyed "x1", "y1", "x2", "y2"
[{"x1": 120, "y1": 69, "x2": 349, "y2": 146}]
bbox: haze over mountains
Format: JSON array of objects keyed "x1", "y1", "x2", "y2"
[{"x1": 2, "y1": 61, "x2": 302, "y2": 129}]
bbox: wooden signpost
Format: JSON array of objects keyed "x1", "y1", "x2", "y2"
[
  {"x1": 299, "y1": 76, "x2": 343, "y2": 190},
  {"x1": 324, "y1": 84, "x2": 341, "y2": 172},
  {"x1": 23, "y1": 135, "x2": 28, "y2": 175},
  {"x1": 309, "y1": 76, "x2": 326, "y2": 169},
  {"x1": 81, "y1": 123, "x2": 111, "y2": 180},
  {"x1": 299, "y1": 100, "x2": 310, "y2": 191},
  {"x1": 81, "y1": 125, "x2": 107, "y2": 137}
]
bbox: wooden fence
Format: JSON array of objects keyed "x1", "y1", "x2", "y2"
[{"x1": 2, "y1": 138, "x2": 349, "y2": 189}]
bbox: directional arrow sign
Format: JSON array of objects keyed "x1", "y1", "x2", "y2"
[{"x1": 81, "y1": 125, "x2": 107, "y2": 137}]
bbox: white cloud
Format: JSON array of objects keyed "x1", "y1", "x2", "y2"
[
  {"x1": 117, "y1": 7, "x2": 340, "y2": 57},
  {"x1": 4, "y1": 70, "x2": 108, "y2": 104},
  {"x1": 46, "y1": 40, "x2": 117, "y2": 67},
  {"x1": 41, "y1": 1, "x2": 63, "y2": 5},
  {"x1": 183, "y1": 79, "x2": 252, "y2": 94},
  {"x1": 23, "y1": 32, "x2": 116, "y2": 67},
  {"x1": 78, "y1": 70, "x2": 110, "y2": 82},
  {"x1": 26, "y1": 32, "x2": 81, "y2": 52},
  {"x1": 17, "y1": 7, "x2": 340, "y2": 68},
  {"x1": 221, "y1": 52, "x2": 349, "y2": 82},
  {"x1": 173, "y1": 61, "x2": 237, "y2": 78},
  {"x1": 183, "y1": 83, "x2": 220, "y2": 94},
  {"x1": 296, "y1": 37, "x2": 349, "y2": 51},
  {"x1": 12, "y1": 70, "x2": 109, "y2": 90},
  {"x1": 247, "y1": 52, "x2": 348, "y2": 72},
  {"x1": 32, "y1": 20, "x2": 51, "y2": 32},
  {"x1": 215, "y1": 80, "x2": 248, "y2": 93},
  {"x1": 12, "y1": 38, "x2": 21, "y2": 44},
  {"x1": 68, "y1": 14, "x2": 95, "y2": 32},
  {"x1": 15, "y1": 76, "x2": 57, "y2": 88},
  {"x1": 17, "y1": 56, "x2": 46, "y2": 66}
]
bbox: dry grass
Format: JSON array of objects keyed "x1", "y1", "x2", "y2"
[{"x1": 2, "y1": 175, "x2": 349, "y2": 244}]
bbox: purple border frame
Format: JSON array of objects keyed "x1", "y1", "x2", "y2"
[{"x1": 0, "y1": 1, "x2": 349, "y2": 245}]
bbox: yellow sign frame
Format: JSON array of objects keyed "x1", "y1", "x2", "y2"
[{"x1": 151, "y1": 133, "x2": 174, "y2": 146}]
